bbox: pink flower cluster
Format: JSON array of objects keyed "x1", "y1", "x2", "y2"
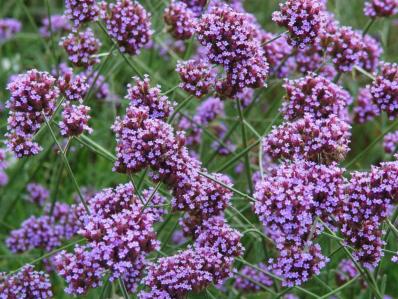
[
  {"x1": 102, "y1": 0, "x2": 152, "y2": 55},
  {"x1": 384, "y1": 130, "x2": 398, "y2": 154},
  {"x1": 0, "y1": 265, "x2": 52, "y2": 298},
  {"x1": 5, "y1": 70, "x2": 59, "y2": 158},
  {"x1": 64, "y1": 0, "x2": 100, "y2": 29},
  {"x1": 59, "y1": 104, "x2": 92, "y2": 137},
  {"x1": 57, "y1": 70, "x2": 88, "y2": 102},
  {"x1": 364, "y1": 0, "x2": 398, "y2": 18},
  {"x1": 0, "y1": 18, "x2": 21, "y2": 41},
  {"x1": 196, "y1": 4, "x2": 268, "y2": 97},
  {"x1": 164, "y1": 1, "x2": 197, "y2": 40},
  {"x1": 39, "y1": 14, "x2": 71, "y2": 38},
  {"x1": 234, "y1": 263, "x2": 273, "y2": 293},
  {"x1": 354, "y1": 87, "x2": 380, "y2": 123}
]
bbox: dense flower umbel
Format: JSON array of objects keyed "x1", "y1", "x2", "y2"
[
  {"x1": 254, "y1": 160, "x2": 345, "y2": 250},
  {"x1": 6, "y1": 203, "x2": 80, "y2": 253},
  {"x1": 364, "y1": 0, "x2": 398, "y2": 18},
  {"x1": 325, "y1": 26, "x2": 365, "y2": 73},
  {"x1": 5, "y1": 70, "x2": 59, "y2": 158},
  {"x1": 270, "y1": 243, "x2": 329, "y2": 287},
  {"x1": 384, "y1": 130, "x2": 398, "y2": 154},
  {"x1": 359, "y1": 35, "x2": 383, "y2": 73},
  {"x1": 164, "y1": 1, "x2": 197, "y2": 40},
  {"x1": 195, "y1": 96, "x2": 224, "y2": 124},
  {"x1": 181, "y1": 0, "x2": 207, "y2": 16},
  {"x1": 59, "y1": 104, "x2": 92, "y2": 137},
  {"x1": 281, "y1": 75, "x2": 352, "y2": 121},
  {"x1": 335, "y1": 259, "x2": 360, "y2": 286},
  {"x1": 196, "y1": 4, "x2": 268, "y2": 97},
  {"x1": 234, "y1": 263, "x2": 273, "y2": 293},
  {"x1": 0, "y1": 265, "x2": 53, "y2": 298},
  {"x1": 64, "y1": 0, "x2": 100, "y2": 28},
  {"x1": 39, "y1": 15, "x2": 71, "y2": 38},
  {"x1": 272, "y1": 0, "x2": 326, "y2": 48},
  {"x1": 60, "y1": 28, "x2": 101, "y2": 67},
  {"x1": 54, "y1": 245, "x2": 104, "y2": 295},
  {"x1": 369, "y1": 62, "x2": 398, "y2": 120},
  {"x1": 263, "y1": 114, "x2": 351, "y2": 164},
  {"x1": 337, "y1": 163, "x2": 398, "y2": 269},
  {"x1": 26, "y1": 183, "x2": 49, "y2": 206},
  {"x1": 102, "y1": 0, "x2": 152, "y2": 55},
  {"x1": 0, "y1": 18, "x2": 21, "y2": 42},
  {"x1": 176, "y1": 59, "x2": 216, "y2": 98},
  {"x1": 126, "y1": 75, "x2": 173, "y2": 120},
  {"x1": 354, "y1": 87, "x2": 380, "y2": 123},
  {"x1": 57, "y1": 72, "x2": 88, "y2": 102}
]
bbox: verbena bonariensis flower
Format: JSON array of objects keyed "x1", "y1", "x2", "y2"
[
  {"x1": 0, "y1": 18, "x2": 21, "y2": 42},
  {"x1": 364, "y1": 0, "x2": 398, "y2": 18},
  {"x1": 177, "y1": 115, "x2": 202, "y2": 146},
  {"x1": 26, "y1": 183, "x2": 49, "y2": 206},
  {"x1": 384, "y1": 130, "x2": 398, "y2": 154},
  {"x1": 5, "y1": 70, "x2": 59, "y2": 158},
  {"x1": 211, "y1": 123, "x2": 237, "y2": 156},
  {"x1": 57, "y1": 72, "x2": 88, "y2": 102},
  {"x1": 336, "y1": 163, "x2": 398, "y2": 269},
  {"x1": 54, "y1": 245, "x2": 104, "y2": 295},
  {"x1": 354, "y1": 87, "x2": 380, "y2": 123},
  {"x1": 60, "y1": 28, "x2": 101, "y2": 68},
  {"x1": 263, "y1": 114, "x2": 351, "y2": 164},
  {"x1": 181, "y1": 0, "x2": 207, "y2": 16},
  {"x1": 272, "y1": 0, "x2": 326, "y2": 48},
  {"x1": 325, "y1": 26, "x2": 365, "y2": 73},
  {"x1": 39, "y1": 15, "x2": 71, "y2": 38},
  {"x1": 335, "y1": 259, "x2": 365, "y2": 287},
  {"x1": 164, "y1": 1, "x2": 197, "y2": 40},
  {"x1": 6, "y1": 203, "x2": 80, "y2": 253},
  {"x1": 234, "y1": 262, "x2": 273, "y2": 293},
  {"x1": 176, "y1": 59, "x2": 216, "y2": 98},
  {"x1": 0, "y1": 265, "x2": 53, "y2": 298},
  {"x1": 234, "y1": 88, "x2": 254, "y2": 108},
  {"x1": 102, "y1": 0, "x2": 152, "y2": 55},
  {"x1": 195, "y1": 96, "x2": 224, "y2": 124},
  {"x1": 126, "y1": 75, "x2": 173, "y2": 120},
  {"x1": 359, "y1": 35, "x2": 383, "y2": 73},
  {"x1": 281, "y1": 75, "x2": 352, "y2": 121},
  {"x1": 253, "y1": 160, "x2": 345, "y2": 250},
  {"x1": 270, "y1": 243, "x2": 329, "y2": 287},
  {"x1": 369, "y1": 62, "x2": 398, "y2": 120},
  {"x1": 196, "y1": 4, "x2": 268, "y2": 97},
  {"x1": 0, "y1": 149, "x2": 8, "y2": 187},
  {"x1": 64, "y1": 0, "x2": 100, "y2": 28},
  {"x1": 142, "y1": 187, "x2": 167, "y2": 222},
  {"x1": 59, "y1": 104, "x2": 92, "y2": 137}
]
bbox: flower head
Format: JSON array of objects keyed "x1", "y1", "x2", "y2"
[
  {"x1": 64, "y1": 0, "x2": 100, "y2": 28},
  {"x1": 164, "y1": 1, "x2": 197, "y2": 40}
]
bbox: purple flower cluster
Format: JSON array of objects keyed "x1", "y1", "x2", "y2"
[
  {"x1": 369, "y1": 62, "x2": 398, "y2": 120},
  {"x1": 196, "y1": 4, "x2": 268, "y2": 97},
  {"x1": 57, "y1": 71, "x2": 88, "y2": 102},
  {"x1": 59, "y1": 104, "x2": 92, "y2": 137},
  {"x1": 364, "y1": 0, "x2": 398, "y2": 18},
  {"x1": 335, "y1": 259, "x2": 364, "y2": 286},
  {"x1": 384, "y1": 130, "x2": 398, "y2": 154},
  {"x1": 272, "y1": 0, "x2": 326, "y2": 48},
  {"x1": 0, "y1": 18, "x2": 21, "y2": 42},
  {"x1": 359, "y1": 35, "x2": 383, "y2": 73},
  {"x1": 263, "y1": 114, "x2": 351, "y2": 164},
  {"x1": 281, "y1": 75, "x2": 351, "y2": 121},
  {"x1": 5, "y1": 70, "x2": 59, "y2": 158},
  {"x1": 211, "y1": 123, "x2": 237, "y2": 156},
  {"x1": 181, "y1": 0, "x2": 207, "y2": 16},
  {"x1": 164, "y1": 1, "x2": 197, "y2": 40},
  {"x1": 56, "y1": 183, "x2": 160, "y2": 295},
  {"x1": 254, "y1": 160, "x2": 345, "y2": 285},
  {"x1": 140, "y1": 216, "x2": 242, "y2": 298},
  {"x1": 354, "y1": 87, "x2": 380, "y2": 123},
  {"x1": 0, "y1": 149, "x2": 9, "y2": 187},
  {"x1": 26, "y1": 183, "x2": 49, "y2": 206},
  {"x1": 176, "y1": 59, "x2": 216, "y2": 98},
  {"x1": 337, "y1": 162, "x2": 398, "y2": 269},
  {"x1": 126, "y1": 75, "x2": 173, "y2": 120},
  {"x1": 64, "y1": 0, "x2": 100, "y2": 28},
  {"x1": 325, "y1": 26, "x2": 365, "y2": 73},
  {"x1": 0, "y1": 265, "x2": 52, "y2": 298},
  {"x1": 80, "y1": 69, "x2": 110, "y2": 100},
  {"x1": 234, "y1": 263, "x2": 273, "y2": 293},
  {"x1": 102, "y1": 0, "x2": 152, "y2": 55},
  {"x1": 39, "y1": 15, "x2": 71, "y2": 38},
  {"x1": 60, "y1": 28, "x2": 101, "y2": 68},
  {"x1": 6, "y1": 202, "x2": 79, "y2": 253}
]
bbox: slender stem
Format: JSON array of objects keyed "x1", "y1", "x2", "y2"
[
  {"x1": 363, "y1": 18, "x2": 376, "y2": 37},
  {"x1": 318, "y1": 276, "x2": 359, "y2": 299},
  {"x1": 262, "y1": 30, "x2": 289, "y2": 46},
  {"x1": 168, "y1": 95, "x2": 193, "y2": 123},
  {"x1": 354, "y1": 65, "x2": 376, "y2": 80},
  {"x1": 118, "y1": 278, "x2": 130, "y2": 299}
]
